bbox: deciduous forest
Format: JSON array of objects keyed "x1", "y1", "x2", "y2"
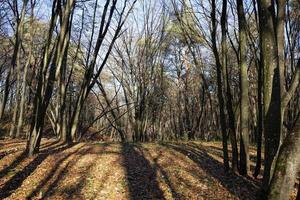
[{"x1": 0, "y1": 0, "x2": 299, "y2": 199}]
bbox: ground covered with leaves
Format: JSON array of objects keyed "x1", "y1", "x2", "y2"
[{"x1": 0, "y1": 139, "x2": 297, "y2": 200}]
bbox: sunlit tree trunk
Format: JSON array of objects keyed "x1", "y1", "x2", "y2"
[
  {"x1": 257, "y1": 0, "x2": 281, "y2": 190},
  {"x1": 9, "y1": 55, "x2": 21, "y2": 138},
  {"x1": 27, "y1": 0, "x2": 75, "y2": 156},
  {"x1": 9, "y1": 0, "x2": 28, "y2": 138},
  {"x1": 267, "y1": 117, "x2": 300, "y2": 200},
  {"x1": 237, "y1": 0, "x2": 250, "y2": 175}
]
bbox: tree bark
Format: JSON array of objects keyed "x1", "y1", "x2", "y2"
[
  {"x1": 257, "y1": 0, "x2": 282, "y2": 189},
  {"x1": 237, "y1": 0, "x2": 250, "y2": 175},
  {"x1": 254, "y1": 57, "x2": 263, "y2": 178},
  {"x1": 267, "y1": 117, "x2": 300, "y2": 200},
  {"x1": 221, "y1": 0, "x2": 239, "y2": 172},
  {"x1": 297, "y1": 184, "x2": 300, "y2": 200},
  {"x1": 27, "y1": 0, "x2": 75, "y2": 156},
  {"x1": 211, "y1": 0, "x2": 229, "y2": 171},
  {"x1": 0, "y1": 0, "x2": 28, "y2": 120}
]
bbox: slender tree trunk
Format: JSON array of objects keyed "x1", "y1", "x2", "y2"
[
  {"x1": 27, "y1": 0, "x2": 75, "y2": 156},
  {"x1": 0, "y1": 0, "x2": 28, "y2": 120},
  {"x1": 237, "y1": 0, "x2": 250, "y2": 175},
  {"x1": 297, "y1": 184, "x2": 300, "y2": 200},
  {"x1": 0, "y1": 67, "x2": 11, "y2": 119},
  {"x1": 254, "y1": 58, "x2": 264, "y2": 178},
  {"x1": 97, "y1": 81, "x2": 126, "y2": 141},
  {"x1": 59, "y1": 12, "x2": 73, "y2": 143},
  {"x1": 221, "y1": 0, "x2": 239, "y2": 172},
  {"x1": 9, "y1": 0, "x2": 29, "y2": 137},
  {"x1": 68, "y1": 0, "x2": 135, "y2": 142},
  {"x1": 276, "y1": 0, "x2": 286, "y2": 101},
  {"x1": 211, "y1": 0, "x2": 229, "y2": 171}
]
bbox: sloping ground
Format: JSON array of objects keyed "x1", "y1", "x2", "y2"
[{"x1": 0, "y1": 139, "x2": 296, "y2": 200}]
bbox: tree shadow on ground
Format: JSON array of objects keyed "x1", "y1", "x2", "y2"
[
  {"x1": 0, "y1": 142, "x2": 77, "y2": 199},
  {"x1": 38, "y1": 143, "x2": 111, "y2": 199},
  {"x1": 206, "y1": 145, "x2": 264, "y2": 164},
  {"x1": 0, "y1": 139, "x2": 58, "y2": 161},
  {"x1": 121, "y1": 143, "x2": 165, "y2": 200},
  {"x1": 137, "y1": 145, "x2": 181, "y2": 199},
  {"x1": 161, "y1": 143, "x2": 260, "y2": 200},
  {"x1": 0, "y1": 151, "x2": 27, "y2": 180},
  {"x1": 0, "y1": 140, "x2": 26, "y2": 160},
  {"x1": 26, "y1": 144, "x2": 86, "y2": 199},
  {"x1": 205, "y1": 144, "x2": 265, "y2": 177}
]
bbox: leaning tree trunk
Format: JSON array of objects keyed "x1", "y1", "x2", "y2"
[
  {"x1": 267, "y1": 117, "x2": 300, "y2": 200},
  {"x1": 27, "y1": 0, "x2": 75, "y2": 156}
]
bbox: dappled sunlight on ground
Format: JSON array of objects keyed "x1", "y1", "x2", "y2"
[{"x1": 0, "y1": 139, "x2": 295, "y2": 199}]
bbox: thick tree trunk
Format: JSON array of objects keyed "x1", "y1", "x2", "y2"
[
  {"x1": 9, "y1": 44, "x2": 23, "y2": 138},
  {"x1": 267, "y1": 117, "x2": 300, "y2": 200},
  {"x1": 27, "y1": 109, "x2": 45, "y2": 156},
  {"x1": 16, "y1": 56, "x2": 30, "y2": 137},
  {"x1": 257, "y1": 0, "x2": 282, "y2": 189},
  {"x1": 18, "y1": 9, "x2": 32, "y2": 140},
  {"x1": 237, "y1": 0, "x2": 250, "y2": 175}
]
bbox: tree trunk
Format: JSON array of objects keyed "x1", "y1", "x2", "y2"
[
  {"x1": 9, "y1": 54, "x2": 21, "y2": 138},
  {"x1": 211, "y1": 0, "x2": 229, "y2": 171},
  {"x1": 267, "y1": 117, "x2": 300, "y2": 200},
  {"x1": 237, "y1": 0, "x2": 250, "y2": 175},
  {"x1": 254, "y1": 57, "x2": 263, "y2": 178},
  {"x1": 221, "y1": 0, "x2": 239, "y2": 172},
  {"x1": 16, "y1": 55, "x2": 30, "y2": 138},
  {"x1": 26, "y1": 0, "x2": 75, "y2": 156},
  {"x1": 0, "y1": 0, "x2": 28, "y2": 120},
  {"x1": 257, "y1": 0, "x2": 282, "y2": 189},
  {"x1": 297, "y1": 184, "x2": 300, "y2": 200}
]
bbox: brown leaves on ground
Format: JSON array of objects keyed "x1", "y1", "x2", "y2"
[{"x1": 0, "y1": 139, "x2": 294, "y2": 199}]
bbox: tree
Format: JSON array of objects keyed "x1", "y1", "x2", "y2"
[
  {"x1": 68, "y1": 0, "x2": 136, "y2": 142},
  {"x1": 257, "y1": 0, "x2": 282, "y2": 190},
  {"x1": 210, "y1": 0, "x2": 229, "y2": 171},
  {"x1": 221, "y1": 0, "x2": 239, "y2": 172},
  {"x1": 237, "y1": 0, "x2": 250, "y2": 175},
  {"x1": 267, "y1": 110, "x2": 300, "y2": 200},
  {"x1": 27, "y1": 0, "x2": 76, "y2": 156},
  {"x1": 0, "y1": 0, "x2": 28, "y2": 120}
]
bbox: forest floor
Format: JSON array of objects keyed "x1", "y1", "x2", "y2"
[{"x1": 0, "y1": 139, "x2": 298, "y2": 200}]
